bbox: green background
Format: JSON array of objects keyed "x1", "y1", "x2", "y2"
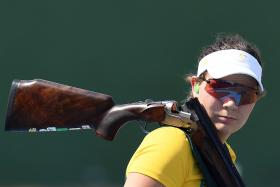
[{"x1": 0, "y1": 0, "x2": 278, "y2": 186}]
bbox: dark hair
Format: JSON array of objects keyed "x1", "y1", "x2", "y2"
[
  {"x1": 198, "y1": 33, "x2": 262, "y2": 66},
  {"x1": 185, "y1": 33, "x2": 263, "y2": 98}
]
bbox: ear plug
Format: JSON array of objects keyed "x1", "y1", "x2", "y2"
[{"x1": 194, "y1": 83, "x2": 200, "y2": 94}]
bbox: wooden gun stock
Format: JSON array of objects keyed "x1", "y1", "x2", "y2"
[{"x1": 5, "y1": 79, "x2": 168, "y2": 140}]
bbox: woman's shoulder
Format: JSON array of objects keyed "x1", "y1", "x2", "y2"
[
  {"x1": 147, "y1": 126, "x2": 187, "y2": 138},
  {"x1": 126, "y1": 126, "x2": 195, "y2": 186},
  {"x1": 140, "y1": 126, "x2": 191, "y2": 153}
]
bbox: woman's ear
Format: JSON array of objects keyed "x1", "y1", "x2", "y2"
[{"x1": 191, "y1": 76, "x2": 200, "y2": 97}]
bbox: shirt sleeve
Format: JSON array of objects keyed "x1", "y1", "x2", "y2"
[{"x1": 126, "y1": 127, "x2": 192, "y2": 187}]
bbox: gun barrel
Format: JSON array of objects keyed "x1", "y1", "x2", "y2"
[{"x1": 186, "y1": 98, "x2": 245, "y2": 187}]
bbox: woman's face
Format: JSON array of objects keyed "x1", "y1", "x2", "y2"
[{"x1": 192, "y1": 73, "x2": 259, "y2": 142}]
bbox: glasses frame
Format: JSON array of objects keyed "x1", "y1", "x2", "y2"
[{"x1": 198, "y1": 77, "x2": 263, "y2": 105}]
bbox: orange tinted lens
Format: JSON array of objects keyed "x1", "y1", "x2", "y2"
[
  {"x1": 205, "y1": 85, "x2": 258, "y2": 105},
  {"x1": 207, "y1": 79, "x2": 233, "y2": 89},
  {"x1": 239, "y1": 89, "x2": 258, "y2": 105}
]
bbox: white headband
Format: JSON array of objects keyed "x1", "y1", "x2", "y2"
[{"x1": 197, "y1": 49, "x2": 264, "y2": 92}]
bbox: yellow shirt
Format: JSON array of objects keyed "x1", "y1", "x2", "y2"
[{"x1": 126, "y1": 127, "x2": 236, "y2": 187}]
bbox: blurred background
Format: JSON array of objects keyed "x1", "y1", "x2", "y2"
[{"x1": 0, "y1": 0, "x2": 278, "y2": 186}]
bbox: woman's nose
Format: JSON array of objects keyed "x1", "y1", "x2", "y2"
[{"x1": 222, "y1": 98, "x2": 238, "y2": 110}]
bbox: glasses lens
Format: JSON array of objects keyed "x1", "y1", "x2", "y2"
[
  {"x1": 205, "y1": 79, "x2": 259, "y2": 105},
  {"x1": 207, "y1": 79, "x2": 233, "y2": 89},
  {"x1": 239, "y1": 88, "x2": 259, "y2": 105}
]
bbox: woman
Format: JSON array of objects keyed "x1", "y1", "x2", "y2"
[{"x1": 124, "y1": 34, "x2": 265, "y2": 187}]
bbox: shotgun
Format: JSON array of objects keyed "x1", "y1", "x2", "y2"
[{"x1": 5, "y1": 79, "x2": 245, "y2": 187}]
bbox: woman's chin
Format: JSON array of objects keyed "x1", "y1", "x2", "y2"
[{"x1": 214, "y1": 123, "x2": 232, "y2": 141}]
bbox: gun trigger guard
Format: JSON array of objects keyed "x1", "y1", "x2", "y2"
[{"x1": 139, "y1": 121, "x2": 150, "y2": 134}]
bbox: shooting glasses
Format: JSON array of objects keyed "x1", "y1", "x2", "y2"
[{"x1": 202, "y1": 78, "x2": 262, "y2": 106}]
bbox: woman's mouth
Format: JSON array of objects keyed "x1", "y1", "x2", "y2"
[{"x1": 216, "y1": 115, "x2": 237, "y2": 123}]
